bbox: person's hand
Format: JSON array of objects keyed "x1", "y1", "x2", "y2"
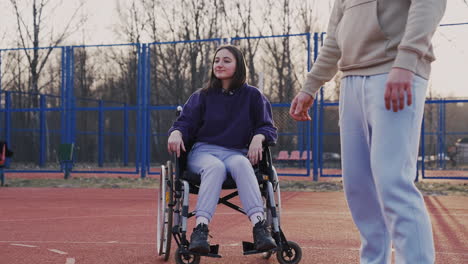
[
  {"x1": 167, "y1": 130, "x2": 186, "y2": 157},
  {"x1": 385, "y1": 68, "x2": 415, "y2": 112},
  {"x1": 248, "y1": 134, "x2": 264, "y2": 165},
  {"x1": 289, "y1": 91, "x2": 314, "y2": 121}
]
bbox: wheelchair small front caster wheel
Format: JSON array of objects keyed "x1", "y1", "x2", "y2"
[
  {"x1": 262, "y1": 250, "x2": 273, "y2": 259},
  {"x1": 175, "y1": 248, "x2": 201, "y2": 264},
  {"x1": 277, "y1": 241, "x2": 302, "y2": 264}
]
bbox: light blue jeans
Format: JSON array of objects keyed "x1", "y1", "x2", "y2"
[
  {"x1": 339, "y1": 74, "x2": 435, "y2": 264},
  {"x1": 187, "y1": 142, "x2": 264, "y2": 221}
]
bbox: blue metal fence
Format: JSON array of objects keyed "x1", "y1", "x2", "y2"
[{"x1": 1, "y1": 32, "x2": 467, "y2": 180}]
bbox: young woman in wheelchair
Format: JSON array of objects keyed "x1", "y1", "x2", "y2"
[{"x1": 167, "y1": 45, "x2": 278, "y2": 254}]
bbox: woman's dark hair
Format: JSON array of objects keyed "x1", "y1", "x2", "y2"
[{"x1": 201, "y1": 45, "x2": 247, "y2": 93}]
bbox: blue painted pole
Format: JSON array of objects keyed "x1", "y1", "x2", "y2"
[
  {"x1": 319, "y1": 89, "x2": 324, "y2": 177},
  {"x1": 305, "y1": 32, "x2": 312, "y2": 176},
  {"x1": 145, "y1": 45, "x2": 151, "y2": 174},
  {"x1": 0, "y1": 168, "x2": 4, "y2": 186},
  {"x1": 137, "y1": 44, "x2": 147, "y2": 178},
  {"x1": 0, "y1": 51, "x2": 2, "y2": 92},
  {"x1": 141, "y1": 44, "x2": 149, "y2": 178},
  {"x1": 442, "y1": 102, "x2": 446, "y2": 169},
  {"x1": 143, "y1": 45, "x2": 148, "y2": 172},
  {"x1": 64, "y1": 46, "x2": 74, "y2": 178},
  {"x1": 123, "y1": 103, "x2": 129, "y2": 166},
  {"x1": 5, "y1": 92, "x2": 11, "y2": 146},
  {"x1": 312, "y1": 33, "x2": 320, "y2": 181},
  {"x1": 306, "y1": 33, "x2": 311, "y2": 72},
  {"x1": 136, "y1": 44, "x2": 142, "y2": 174},
  {"x1": 70, "y1": 47, "x2": 76, "y2": 145},
  {"x1": 66, "y1": 47, "x2": 72, "y2": 144},
  {"x1": 60, "y1": 47, "x2": 67, "y2": 145},
  {"x1": 421, "y1": 114, "x2": 426, "y2": 180},
  {"x1": 438, "y1": 101, "x2": 444, "y2": 168},
  {"x1": 313, "y1": 33, "x2": 319, "y2": 61},
  {"x1": 39, "y1": 95, "x2": 46, "y2": 167},
  {"x1": 98, "y1": 100, "x2": 104, "y2": 167}
]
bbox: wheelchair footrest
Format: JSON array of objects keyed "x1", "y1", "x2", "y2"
[
  {"x1": 242, "y1": 241, "x2": 274, "y2": 255},
  {"x1": 209, "y1": 244, "x2": 220, "y2": 256},
  {"x1": 184, "y1": 245, "x2": 222, "y2": 258}
]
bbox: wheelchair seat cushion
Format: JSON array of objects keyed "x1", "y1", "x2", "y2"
[{"x1": 182, "y1": 170, "x2": 238, "y2": 189}]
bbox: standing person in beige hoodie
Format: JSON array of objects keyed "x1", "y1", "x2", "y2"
[{"x1": 290, "y1": 0, "x2": 446, "y2": 263}]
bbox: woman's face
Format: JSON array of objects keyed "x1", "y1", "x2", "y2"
[{"x1": 213, "y1": 49, "x2": 237, "y2": 82}]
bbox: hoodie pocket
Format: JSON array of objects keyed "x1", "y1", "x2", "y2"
[{"x1": 335, "y1": 0, "x2": 389, "y2": 70}]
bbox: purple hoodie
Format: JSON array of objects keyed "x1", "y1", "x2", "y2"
[{"x1": 169, "y1": 83, "x2": 277, "y2": 149}]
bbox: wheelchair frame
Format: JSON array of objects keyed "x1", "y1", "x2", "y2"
[{"x1": 157, "y1": 144, "x2": 302, "y2": 264}]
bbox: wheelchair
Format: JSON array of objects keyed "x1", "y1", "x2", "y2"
[{"x1": 157, "y1": 112, "x2": 301, "y2": 264}]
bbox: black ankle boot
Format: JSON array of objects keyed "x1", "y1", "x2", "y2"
[
  {"x1": 253, "y1": 219, "x2": 277, "y2": 251},
  {"x1": 189, "y1": 223, "x2": 210, "y2": 254}
]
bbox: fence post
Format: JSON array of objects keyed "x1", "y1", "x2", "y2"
[
  {"x1": 436, "y1": 100, "x2": 445, "y2": 169},
  {"x1": 136, "y1": 44, "x2": 141, "y2": 175},
  {"x1": 39, "y1": 95, "x2": 46, "y2": 167},
  {"x1": 0, "y1": 51, "x2": 2, "y2": 92},
  {"x1": 137, "y1": 44, "x2": 148, "y2": 179},
  {"x1": 311, "y1": 33, "x2": 320, "y2": 181},
  {"x1": 305, "y1": 33, "x2": 312, "y2": 177},
  {"x1": 5, "y1": 92, "x2": 11, "y2": 151},
  {"x1": 59, "y1": 46, "x2": 75, "y2": 178},
  {"x1": 123, "y1": 103, "x2": 129, "y2": 166},
  {"x1": 141, "y1": 44, "x2": 149, "y2": 179},
  {"x1": 416, "y1": 115, "x2": 425, "y2": 182},
  {"x1": 70, "y1": 47, "x2": 77, "y2": 154},
  {"x1": 319, "y1": 89, "x2": 324, "y2": 178},
  {"x1": 98, "y1": 100, "x2": 104, "y2": 167},
  {"x1": 60, "y1": 47, "x2": 67, "y2": 145},
  {"x1": 146, "y1": 45, "x2": 151, "y2": 174}
]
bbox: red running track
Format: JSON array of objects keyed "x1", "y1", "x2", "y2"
[{"x1": 0, "y1": 188, "x2": 466, "y2": 264}]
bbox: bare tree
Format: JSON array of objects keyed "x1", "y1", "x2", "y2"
[
  {"x1": 261, "y1": 0, "x2": 297, "y2": 102},
  {"x1": 7, "y1": 0, "x2": 85, "y2": 163},
  {"x1": 115, "y1": 0, "x2": 148, "y2": 44},
  {"x1": 9, "y1": 0, "x2": 85, "y2": 100},
  {"x1": 222, "y1": 0, "x2": 264, "y2": 86}
]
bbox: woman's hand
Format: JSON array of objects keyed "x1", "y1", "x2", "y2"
[
  {"x1": 167, "y1": 130, "x2": 186, "y2": 157},
  {"x1": 248, "y1": 134, "x2": 265, "y2": 165}
]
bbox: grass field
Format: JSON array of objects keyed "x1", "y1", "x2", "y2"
[{"x1": 2, "y1": 177, "x2": 467, "y2": 196}]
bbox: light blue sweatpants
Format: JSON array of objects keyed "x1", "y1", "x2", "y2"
[
  {"x1": 339, "y1": 74, "x2": 435, "y2": 264},
  {"x1": 187, "y1": 142, "x2": 264, "y2": 221}
]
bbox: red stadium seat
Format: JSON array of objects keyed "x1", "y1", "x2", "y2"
[
  {"x1": 276, "y1": 150, "x2": 289, "y2": 161},
  {"x1": 301, "y1": 151, "x2": 312, "y2": 160},
  {"x1": 289, "y1": 150, "x2": 301, "y2": 161}
]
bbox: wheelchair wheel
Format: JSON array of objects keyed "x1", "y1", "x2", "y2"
[
  {"x1": 157, "y1": 162, "x2": 174, "y2": 260},
  {"x1": 276, "y1": 241, "x2": 302, "y2": 264},
  {"x1": 174, "y1": 247, "x2": 201, "y2": 264}
]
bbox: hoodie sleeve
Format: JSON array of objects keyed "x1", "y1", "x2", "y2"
[
  {"x1": 393, "y1": 0, "x2": 447, "y2": 72},
  {"x1": 301, "y1": 0, "x2": 343, "y2": 97},
  {"x1": 253, "y1": 92, "x2": 278, "y2": 144},
  {"x1": 168, "y1": 91, "x2": 204, "y2": 145}
]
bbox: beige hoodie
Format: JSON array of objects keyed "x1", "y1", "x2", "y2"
[{"x1": 302, "y1": 0, "x2": 447, "y2": 96}]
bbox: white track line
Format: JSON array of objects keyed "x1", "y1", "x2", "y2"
[
  {"x1": 1, "y1": 240, "x2": 153, "y2": 245},
  {"x1": 0, "y1": 214, "x2": 152, "y2": 222},
  {"x1": 11, "y1": 243, "x2": 75, "y2": 264},
  {"x1": 10, "y1": 243, "x2": 38, "y2": 248},
  {"x1": 48, "y1": 249, "x2": 68, "y2": 255}
]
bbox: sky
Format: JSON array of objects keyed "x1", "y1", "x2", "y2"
[{"x1": 0, "y1": 0, "x2": 467, "y2": 98}]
